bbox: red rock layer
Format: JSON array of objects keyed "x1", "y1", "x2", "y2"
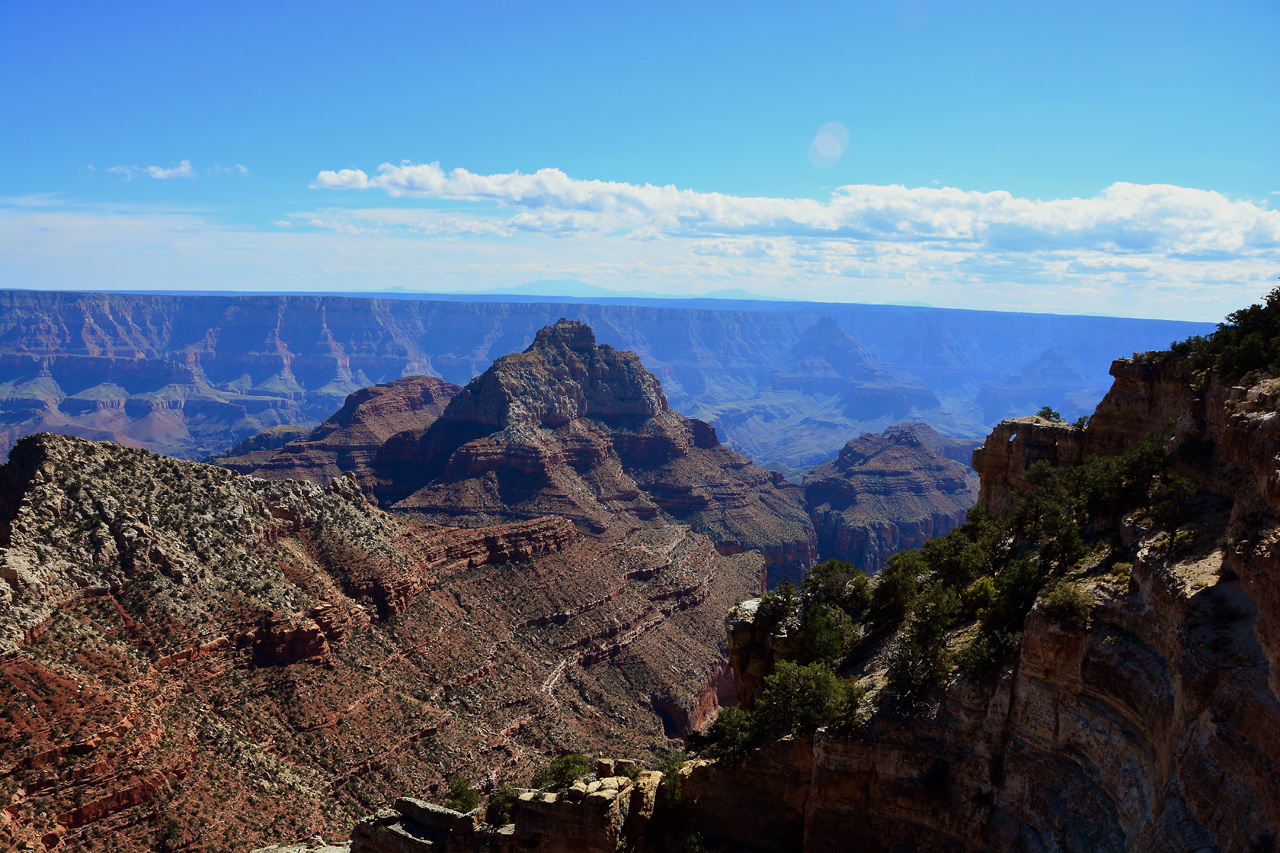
[
  {"x1": 804, "y1": 423, "x2": 978, "y2": 573},
  {"x1": 0, "y1": 434, "x2": 760, "y2": 853},
  {"x1": 211, "y1": 375, "x2": 460, "y2": 486},
  {"x1": 373, "y1": 320, "x2": 817, "y2": 587}
]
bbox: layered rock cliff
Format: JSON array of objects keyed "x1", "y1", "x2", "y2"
[
  {"x1": 695, "y1": 353, "x2": 1280, "y2": 851},
  {"x1": 0, "y1": 434, "x2": 761, "y2": 852},
  {"x1": 264, "y1": 341, "x2": 1280, "y2": 852},
  {"x1": 209, "y1": 375, "x2": 460, "y2": 486},
  {"x1": 371, "y1": 320, "x2": 817, "y2": 586},
  {"x1": 0, "y1": 290, "x2": 1209, "y2": 467},
  {"x1": 804, "y1": 423, "x2": 978, "y2": 573}
]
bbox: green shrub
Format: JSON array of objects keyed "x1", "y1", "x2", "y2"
[
  {"x1": 751, "y1": 661, "x2": 855, "y2": 740},
  {"x1": 656, "y1": 749, "x2": 688, "y2": 805},
  {"x1": 485, "y1": 784, "x2": 519, "y2": 825},
  {"x1": 699, "y1": 706, "x2": 751, "y2": 763},
  {"x1": 868, "y1": 553, "x2": 922, "y2": 630},
  {"x1": 530, "y1": 753, "x2": 591, "y2": 789},
  {"x1": 446, "y1": 777, "x2": 480, "y2": 813},
  {"x1": 756, "y1": 579, "x2": 799, "y2": 626},
  {"x1": 1041, "y1": 582, "x2": 1095, "y2": 625},
  {"x1": 961, "y1": 576, "x2": 996, "y2": 617},
  {"x1": 954, "y1": 629, "x2": 1019, "y2": 680},
  {"x1": 1037, "y1": 406, "x2": 1063, "y2": 422},
  {"x1": 1173, "y1": 284, "x2": 1280, "y2": 381},
  {"x1": 802, "y1": 559, "x2": 870, "y2": 613},
  {"x1": 794, "y1": 603, "x2": 853, "y2": 665}
]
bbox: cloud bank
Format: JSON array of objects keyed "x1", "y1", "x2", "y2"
[{"x1": 311, "y1": 162, "x2": 1280, "y2": 260}]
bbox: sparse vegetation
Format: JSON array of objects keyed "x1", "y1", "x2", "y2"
[
  {"x1": 485, "y1": 784, "x2": 520, "y2": 825},
  {"x1": 1040, "y1": 581, "x2": 1095, "y2": 625},
  {"x1": 700, "y1": 431, "x2": 1201, "y2": 758},
  {"x1": 1172, "y1": 283, "x2": 1280, "y2": 382},
  {"x1": 446, "y1": 778, "x2": 480, "y2": 813},
  {"x1": 530, "y1": 753, "x2": 591, "y2": 789}
]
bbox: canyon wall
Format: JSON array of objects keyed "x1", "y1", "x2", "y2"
[
  {"x1": 804, "y1": 423, "x2": 978, "y2": 573},
  {"x1": 0, "y1": 434, "x2": 761, "y2": 852},
  {"x1": 0, "y1": 290, "x2": 1209, "y2": 467},
  {"x1": 697, "y1": 355, "x2": 1280, "y2": 851}
]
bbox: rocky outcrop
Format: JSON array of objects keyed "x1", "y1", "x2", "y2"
[
  {"x1": 971, "y1": 414, "x2": 1087, "y2": 510},
  {"x1": 699, "y1": 355, "x2": 1280, "y2": 851},
  {"x1": 0, "y1": 289, "x2": 1209, "y2": 469},
  {"x1": 340, "y1": 762, "x2": 663, "y2": 853},
  {"x1": 804, "y1": 423, "x2": 978, "y2": 572},
  {"x1": 211, "y1": 376, "x2": 460, "y2": 485},
  {"x1": 375, "y1": 320, "x2": 817, "y2": 586},
  {"x1": 0, "y1": 434, "x2": 761, "y2": 852}
]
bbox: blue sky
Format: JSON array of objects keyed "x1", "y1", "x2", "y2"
[{"x1": 2, "y1": 0, "x2": 1278, "y2": 320}]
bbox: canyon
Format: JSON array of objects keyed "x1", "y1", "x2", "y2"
[
  {"x1": 0, "y1": 290, "x2": 1208, "y2": 469},
  {"x1": 0, "y1": 432, "x2": 761, "y2": 852},
  {"x1": 325, "y1": 346, "x2": 1280, "y2": 852},
  {"x1": 803, "y1": 422, "x2": 978, "y2": 573},
  {"x1": 213, "y1": 322, "x2": 978, "y2": 584}
]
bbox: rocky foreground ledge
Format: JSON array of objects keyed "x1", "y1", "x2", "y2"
[{"x1": 253, "y1": 758, "x2": 666, "y2": 853}]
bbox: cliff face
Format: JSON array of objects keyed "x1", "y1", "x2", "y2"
[
  {"x1": 0, "y1": 290, "x2": 1210, "y2": 468},
  {"x1": 0, "y1": 434, "x2": 761, "y2": 853},
  {"x1": 700, "y1": 355, "x2": 1280, "y2": 851},
  {"x1": 374, "y1": 320, "x2": 817, "y2": 587},
  {"x1": 209, "y1": 375, "x2": 460, "y2": 486},
  {"x1": 804, "y1": 423, "x2": 978, "y2": 573}
]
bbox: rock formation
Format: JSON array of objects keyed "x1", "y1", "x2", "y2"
[
  {"x1": 262, "y1": 342, "x2": 1280, "y2": 852},
  {"x1": 0, "y1": 434, "x2": 760, "y2": 852},
  {"x1": 210, "y1": 375, "x2": 460, "y2": 487},
  {"x1": 804, "y1": 423, "x2": 978, "y2": 573},
  {"x1": 698, "y1": 352, "x2": 1280, "y2": 851},
  {"x1": 0, "y1": 289, "x2": 1209, "y2": 467},
  {"x1": 370, "y1": 320, "x2": 817, "y2": 587}
]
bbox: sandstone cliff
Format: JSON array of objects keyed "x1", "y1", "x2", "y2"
[
  {"x1": 373, "y1": 320, "x2": 817, "y2": 586},
  {"x1": 209, "y1": 375, "x2": 460, "y2": 486},
  {"x1": 697, "y1": 354, "x2": 1280, "y2": 851},
  {"x1": 804, "y1": 423, "x2": 978, "y2": 573},
  {"x1": 0, "y1": 434, "x2": 761, "y2": 852},
  {"x1": 271, "y1": 343, "x2": 1280, "y2": 852}
]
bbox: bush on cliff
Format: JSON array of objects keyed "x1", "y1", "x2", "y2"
[
  {"x1": 793, "y1": 603, "x2": 854, "y2": 666},
  {"x1": 802, "y1": 559, "x2": 871, "y2": 614},
  {"x1": 1172, "y1": 283, "x2": 1280, "y2": 381},
  {"x1": 698, "y1": 706, "x2": 751, "y2": 763},
  {"x1": 530, "y1": 753, "x2": 591, "y2": 789},
  {"x1": 742, "y1": 431, "x2": 1200, "y2": 719},
  {"x1": 751, "y1": 660, "x2": 863, "y2": 741},
  {"x1": 485, "y1": 784, "x2": 520, "y2": 825},
  {"x1": 446, "y1": 777, "x2": 480, "y2": 813}
]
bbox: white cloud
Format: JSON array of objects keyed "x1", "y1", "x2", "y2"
[
  {"x1": 236, "y1": 164, "x2": 250, "y2": 177},
  {"x1": 145, "y1": 159, "x2": 194, "y2": 179},
  {"x1": 8, "y1": 163, "x2": 1280, "y2": 322},
  {"x1": 310, "y1": 161, "x2": 1280, "y2": 259},
  {"x1": 107, "y1": 159, "x2": 196, "y2": 180}
]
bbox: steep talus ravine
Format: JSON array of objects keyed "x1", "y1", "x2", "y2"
[{"x1": 0, "y1": 434, "x2": 760, "y2": 852}]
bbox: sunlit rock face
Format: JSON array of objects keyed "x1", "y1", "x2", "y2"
[
  {"x1": 374, "y1": 320, "x2": 817, "y2": 587},
  {"x1": 0, "y1": 432, "x2": 761, "y2": 852},
  {"x1": 804, "y1": 422, "x2": 978, "y2": 573}
]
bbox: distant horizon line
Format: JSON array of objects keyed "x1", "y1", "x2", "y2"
[{"x1": 0, "y1": 285, "x2": 1218, "y2": 326}]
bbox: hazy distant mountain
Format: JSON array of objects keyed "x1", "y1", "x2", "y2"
[{"x1": 0, "y1": 290, "x2": 1211, "y2": 466}]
